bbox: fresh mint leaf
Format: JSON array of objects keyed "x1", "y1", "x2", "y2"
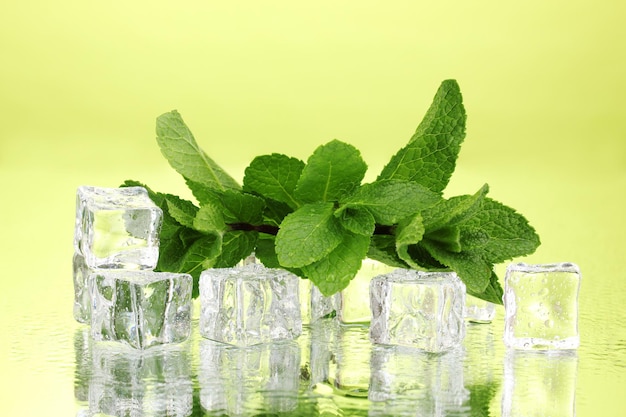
[
  {"x1": 213, "y1": 230, "x2": 257, "y2": 268},
  {"x1": 193, "y1": 204, "x2": 226, "y2": 235},
  {"x1": 156, "y1": 110, "x2": 240, "y2": 191},
  {"x1": 220, "y1": 190, "x2": 266, "y2": 225},
  {"x1": 255, "y1": 235, "x2": 304, "y2": 276},
  {"x1": 421, "y1": 240, "x2": 492, "y2": 293},
  {"x1": 378, "y1": 80, "x2": 466, "y2": 193},
  {"x1": 424, "y1": 226, "x2": 461, "y2": 253},
  {"x1": 460, "y1": 197, "x2": 540, "y2": 262},
  {"x1": 336, "y1": 207, "x2": 376, "y2": 236},
  {"x1": 422, "y1": 184, "x2": 488, "y2": 231},
  {"x1": 367, "y1": 235, "x2": 410, "y2": 268},
  {"x1": 294, "y1": 140, "x2": 367, "y2": 203},
  {"x1": 341, "y1": 179, "x2": 441, "y2": 225},
  {"x1": 243, "y1": 154, "x2": 304, "y2": 209},
  {"x1": 164, "y1": 195, "x2": 199, "y2": 229},
  {"x1": 261, "y1": 198, "x2": 294, "y2": 228},
  {"x1": 184, "y1": 177, "x2": 222, "y2": 206},
  {"x1": 175, "y1": 234, "x2": 223, "y2": 298},
  {"x1": 301, "y1": 232, "x2": 371, "y2": 296},
  {"x1": 467, "y1": 270, "x2": 504, "y2": 305},
  {"x1": 275, "y1": 202, "x2": 343, "y2": 268},
  {"x1": 395, "y1": 214, "x2": 426, "y2": 268}
]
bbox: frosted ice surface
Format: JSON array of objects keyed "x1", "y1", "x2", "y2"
[
  {"x1": 299, "y1": 279, "x2": 340, "y2": 325},
  {"x1": 74, "y1": 186, "x2": 162, "y2": 269},
  {"x1": 90, "y1": 270, "x2": 192, "y2": 349},
  {"x1": 504, "y1": 262, "x2": 581, "y2": 350},
  {"x1": 73, "y1": 253, "x2": 92, "y2": 323},
  {"x1": 199, "y1": 264, "x2": 302, "y2": 346},
  {"x1": 369, "y1": 270, "x2": 466, "y2": 352}
]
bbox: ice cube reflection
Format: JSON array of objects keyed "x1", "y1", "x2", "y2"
[
  {"x1": 198, "y1": 339, "x2": 301, "y2": 416},
  {"x1": 74, "y1": 333, "x2": 192, "y2": 417}
]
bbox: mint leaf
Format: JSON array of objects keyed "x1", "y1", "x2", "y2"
[
  {"x1": 460, "y1": 197, "x2": 540, "y2": 262},
  {"x1": 255, "y1": 235, "x2": 304, "y2": 276},
  {"x1": 164, "y1": 195, "x2": 199, "y2": 229},
  {"x1": 378, "y1": 80, "x2": 466, "y2": 193},
  {"x1": 367, "y1": 235, "x2": 410, "y2": 268},
  {"x1": 275, "y1": 202, "x2": 343, "y2": 268},
  {"x1": 220, "y1": 190, "x2": 265, "y2": 225},
  {"x1": 243, "y1": 154, "x2": 304, "y2": 209},
  {"x1": 213, "y1": 230, "x2": 257, "y2": 268},
  {"x1": 156, "y1": 111, "x2": 240, "y2": 191},
  {"x1": 193, "y1": 204, "x2": 226, "y2": 235},
  {"x1": 421, "y1": 240, "x2": 492, "y2": 292},
  {"x1": 175, "y1": 234, "x2": 223, "y2": 298},
  {"x1": 341, "y1": 179, "x2": 441, "y2": 225},
  {"x1": 467, "y1": 270, "x2": 504, "y2": 305},
  {"x1": 184, "y1": 177, "x2": 222, "y2": 206},
  {"x1": 424, "y1": 226, "x2": 461, "y2": 253},
  {"x1": 301, "y1": 232, "x2": 370, "y2": 296},
  {"x1": 336, "y1": 207, "x2": 376, "y2": 236},
  {"x1": 422, "y1": 184, "x2": 488, "y2": 231},
  {"x1": 395, "y1": 214, "x2": 426, "y2": 268},
  {"x1": 294, "y1": 140, "x2": 367, "y2": 203}
]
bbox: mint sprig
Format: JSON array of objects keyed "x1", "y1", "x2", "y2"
[{"x1": 123, "y1": 79, "x2": 540, "y2": 304}]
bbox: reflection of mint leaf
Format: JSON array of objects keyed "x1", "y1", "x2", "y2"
[
  {"x1": 294, "y1": 140, "x2": 367, "y2": 203},
  {"x1": 156, "y1": 110, "x2": 240, "y2": 191},
  {"x1": 341, "y1": 179, "x2": 441, "y2": 225},
  {"x1": 395, "y1": 214, "x2": 425, "y2": 268},
  {"x1": 276, "y1": 202, "x2": 343, "y2": 268},
  {"x1": 301, "y1": 232, "x2": 370, "y2": 296},
  {"x1": 243, "y1": 154, "x2": 304, "y2": 209},
  {"x1": 378, "y1": 80, "x2": 466, "y2": 193}
]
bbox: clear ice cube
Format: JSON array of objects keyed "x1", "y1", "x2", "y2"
[
  {"x1": 74, "y1": 186, "x2": 162, "y2": 269},
  {"x1": 90, "y1": 270, "x2": 192, "y2": 349},
  {"x1": 89, "y1": 343, "x2": 192, "y2": 417},
  {"x1": 199, "y1": 339, "x2": 301, "y2": 416},
  {"x1": 73, "y1": 253, "x2": 92, "y2": 323},
  {"x1": 338, "y1": 259, "x2": 396, "y2": 324},
  {"x1": 465, "y1": 294, "x2": 496, "y2": 323},
  {"x1": 199, "y1": 264, "x2": 302, "y2": 346},
  {"x1": 369, "y1": 270, "x2": 466, "y2": 352},
  {"x1": 299, "y1": 279, "x2": 341, "y2": 325},
  {"x1": 368, "y1": 345, "x2": 469, "y2": 417},
  {"x1": 504, "y1": 262, "x2": 581, "y2": 350}
]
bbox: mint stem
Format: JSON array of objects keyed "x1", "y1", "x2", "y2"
[{"x1": 228, "y1": 222, "x2": 396, "y2": 237}]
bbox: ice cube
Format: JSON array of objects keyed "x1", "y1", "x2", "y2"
[
  {"x1": 199, "y1": 264, "x2": 302, "y2": 346},
  {"x1": 90, "y1": 270, "x2": 192, "y2": 349},
  {"x1": 338, "y1": 259, "x2": 396, "y2": 324},
  {"x1": 504, "y1": 262, "x2": 581, "y2": 350},
  {"x1": 89, "y1": 343, "x2": 192, "y2": 417},
  {"x1": 465, "y1": 294, "x2": 496, "y2": 323},
  {"x1": 74, "y1": 186, "x2": 162, "y2": 269},
  {"x1": 329, "y1": 325, "x2": 372, "y2": 398},
  {"x1": 502, "y1": 349, "x2": 577, "y2": 417},
  {"x1": 73, "y1": 253, "x2": 92, "y2": 323},
  {"x1": 368, "y1": 345, "x2": 469, "y2": 417},
  {"x1": 369, "y1": 270, "x2": 466, "y2": 352},
  {"x1": 300, "y1": 279, "x2": 341, "y2": 325},
  {"x1": 199, "y1": 339, "x2": 301, "y2": 416}
]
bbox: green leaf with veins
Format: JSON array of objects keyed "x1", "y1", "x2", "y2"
[
  {"x1": 421, "y1": 183, "x2": 488, "y2": 231},
  {"x1": 220, "y1": 190, "x2": 265, "y2": 224},
  {"x1": 395, "y1": 213, "x2": 426, "y2": 268},
  {"x1": 340, "y1": 179, "x2": 441, "y2": 225},
  {"x1": 294, "y1": 140, "x2": 367, "y2": 203},
  {"x1": 165, "y1": 195, "x2": 199, "y2": 229},
  {"x1": 367, "y1": 235, "x2": 410, "y2": 269},
  {"x1": 156, "y1": 110, "x2": 240, "y2": 191},
  {"x1": 301, "y1": 232, "x2": 371, "y2": 296},
  {"x1": 175, "y1": 234, "x2": 223, "y2": 298},
  {"x1": 213, "y1": 230, "x2": 257, "y2": 268},
  {"x1": 276, "y1": 202, "x2": 343, "y2": 268},
  {"x1": 243, "y1": 153, "x2": 304, "y2": 209},
  {"x1": 378, "y1": 79, "x2": 466, "y2": 193},
  {"x1": 336, "y1": 207, "x2": 376, "y2": 236},
  {"x1": 467, "y1": 270, "x2": 505, "y2": 305},
  {"x1": 193, "y1": 204, "x2": 226, "y2": 235}
]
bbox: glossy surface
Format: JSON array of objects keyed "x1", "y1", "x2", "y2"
[{"x1": 2, "y1": 0, "x2": 625, "y2": 414}]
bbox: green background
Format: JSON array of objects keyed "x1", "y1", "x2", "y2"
[{"x1": 1, "y1": 1, "x2": 625, "y2": 415}]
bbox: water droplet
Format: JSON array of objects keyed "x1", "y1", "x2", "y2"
[
  {"x1": 545, "y1": 319, "x2": 554, "y2": 328},
  {"x1": 538, "y1": 287, "x2": 549, "y2": 297}
]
